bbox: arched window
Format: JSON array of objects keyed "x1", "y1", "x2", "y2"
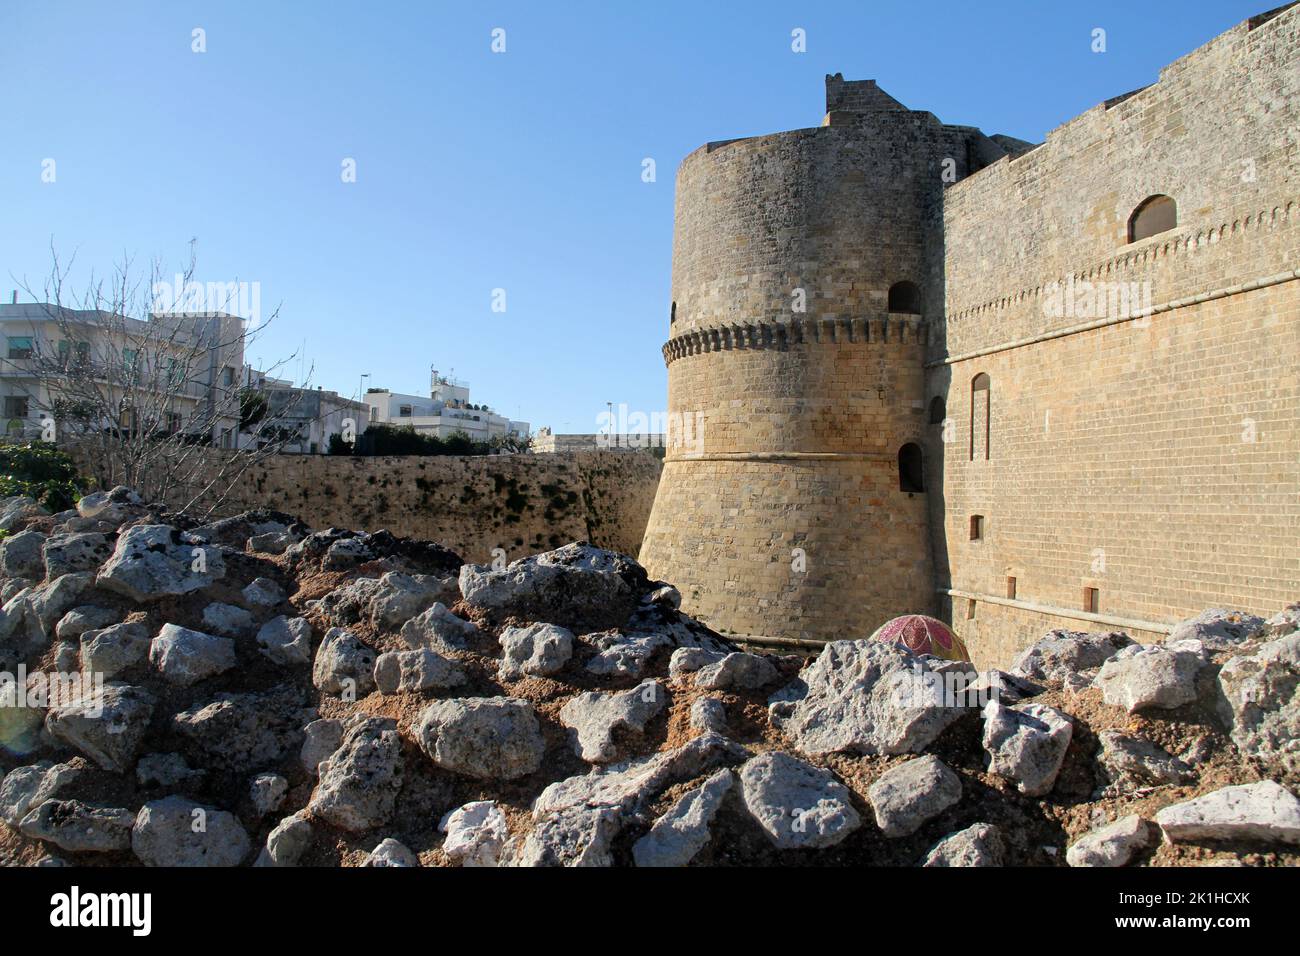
[
  {"x1": 888, "y1": 281, "x2": 922, "y2": 315},
  {"x1": 928, "y1": 395, "x2": 946, "y2": 425},
  {"x1": 1128, "y1": 195, "x2": 1177, "y2": 242},
  {"x1": 670, "y1": 301, "x2": 677, "y2": 325},
  {"x1": 898, "y1": 443, "x2": 924, "y2": 493},
  {"x1": 970, "y1": 373, "x2": 990, "y2": 461}
]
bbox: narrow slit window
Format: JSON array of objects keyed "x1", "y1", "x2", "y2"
[
  {"x1": 970, "y1": 373, "x2": 990, "y2": 460},
  {"x1": 1084, "y1": 587, "x2": 1100, "y2": 614},
  {"x1": 1006, "y1": 576, "x2": 1017, "y2": 600},
  {"x1": 969, "y1": 514, "x2": 984, "y2": 541}
]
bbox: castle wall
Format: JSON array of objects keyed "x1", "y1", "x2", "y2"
[
  {"x1": 641, "y1": 113, "x2": 976, "y2": 644},
  {"x1": 932, "y1": 7, "x2": 1300, "y2": 667},
  {"x1": 71, "y1": 447, "x2": 662, "y2": 565}
]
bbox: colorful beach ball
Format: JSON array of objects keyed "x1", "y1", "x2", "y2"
[{"x1": 870, "y1": 614, "x2": 970, "y2": 662}]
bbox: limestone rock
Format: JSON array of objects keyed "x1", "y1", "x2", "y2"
[
  {"x1": 669, "y1": 646, "x2": 726, "y2": 679},
  {"x1": 0, "y1": 529, "x2": 47, "y2": 579},
  {"x1": 498, "y1": 622, "x2": 574, "y2": 680},
  {"x1": 583, "y1": 630, "x2": 673, "y2": 679},
  {"x1": 1169, "y1": 608, "x2": 1267, "y2": 650},
  {"x1": 373, "y1": 648, "x2": 466, "y2": 695},
  {"x1": 43, "y1": 532, "x2": 112, "y2": 579},
  {"x1": 308, "y1": 717, "x2": 404, "y2": 832},
  {"x1": 1216, "y1": 633, "x2": 1300, "y2": 776},
  {"x1": 363, "y1": 838, "x2": 419, "y2": 867},
  {"x1": 1155, "y1": 780, "x2": 1300, "y2": 845},
  {"x1": 417, "y1": 697, "x2": 545, "y2": 779},
  {"x1": 867, "y1": 755, "x2": 962, "y2": 837},
  {"x1": 559, "y1": 680, "x2": 668, "y2": 763},
  {"x1": 440, "y1": 800, "x2": 508, "y2": 867},
  {"x1": 312, "y1": 627, "x2": 376, "y2": 696},
  {"x1": 257, "y1": 615, "x2": 313, "y2": 666},
  {"x1": 132, "y1": 796, "x2": 251, "y2": 866},
  {"x1": 201, "y1": 602, "x2": 256, "y2": 638},
  {"x1": 301, "y1": 718, "x2": 344, "y2": 776},
  {"x1": 367, "y1": 571, "x2": 457, "y2": 629},
  {"x1": 981, "y1": 701, "x2": 1073, "y2": 796},
  {"x1": 0, "y1": 759, "x2": 85, "y2": 826},
  {"x1": 399, "y1": 602, "x2": 480, "y2": 653},
  {"x1": 241, "y1": 576, "x2": 286, "y2": 609},
  {"x1": 79, "y1": 622, "x2": 150, "y2": 678},
  {"x1": 19, "y1": 799, "x2": 134, "y2": 853},
  {"x1": 739, "y1": 751, "x2": 861, "y2": 850},
  {"x1": 250, "y1": 773, "x2": 289, "y2": 816},
  {"x1": 921, "y1": 823, "x2": 1006, "y2": 866},
  {"x1": 694, "y1": 652, "x2": 778, "y2": 691},
  {"x1": 458, "y1": 542, "x2": 649, "y2": 632},
  {"x1": 1264, "y1": 602, "x2": 1300, "y2": 638},
  {"x1": 632, "y1": 768, "x2": 733, "y2": 867},
  {"x1": 1011, "y1": 630, "x2": 1136, "y2": 688},
  {"x1": 1094, "y1": 640, "x2": 1208, "y2": 712},
  {"x1": 96, "y1": 524, "x2": 224, "y2": 602},
  {"x1": 0, "y1": 496, "x2": 47, "y2": 532},
  {"x1": 136, "y1": 753, "x2": 201, "y2": 789},
  {"x1": 44, "y1": 683, "x2": 154, "y2": 772},
  {"x1": 55, "y1": 605, "x2": 119, "y2": 642},
  {"x1": 510, "y1": 805, "x2": 622, "y2": 867},
  {"x1": 149, "y1": 623, "x2": 237, "y2": 686},
  {"x1": 532, "y1": 732, "x2": 748, "y2": 823},
  {"x1": 256, "y1": 810, "x2": 313, "y2": 867},
  {"x1": 172, "y1": 687, "x2": 308, "y2": 772},
  {"x1": 769, "y1": 640, "x2": 965, "y2": 757},
  {"x1": 690, "y1": 697, "x2": 727, "y2": 733},
  {"x1": 1095, "y1": 731, "x2": 1194, "y2": 795},
  {"x1": 1066, "y1": 815, "x2": 1152, "y2": 867}
]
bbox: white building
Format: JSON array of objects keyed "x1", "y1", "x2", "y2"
[
  {"x1": 0, "y1": 300, "x2": 245, "y2": 447},
  {"x1": 241, "y1": 368, "x2": 368, "y2": 455},
  {"x1": 364, "y1": 368, "x2": 528, "y2": 442}
]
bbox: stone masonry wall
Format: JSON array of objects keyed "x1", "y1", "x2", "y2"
[
  {"x1": 931, "y1": 7, "x2": 1300, "y2": 667},
  {"x1": 73, "y1": 449, "x2": 661, "y2": 566}
]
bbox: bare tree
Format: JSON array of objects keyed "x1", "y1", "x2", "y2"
[{"x1": 5, "y1": 243, "x2": 318, "y2": 517}]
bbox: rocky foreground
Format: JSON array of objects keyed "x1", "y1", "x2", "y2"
[{"x1": 0, "y1": 489, "x2": 1297, "y2": 867}]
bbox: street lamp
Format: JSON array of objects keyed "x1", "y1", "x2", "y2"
[
  {"x1": 359, "y1": 373, "x2": 370, "y2": 402},
  {"x1": 606, "y1": 401, "x2": 614, "y2": 450}
]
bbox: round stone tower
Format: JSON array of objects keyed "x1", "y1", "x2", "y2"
[{"x1": 640, "y1": 77, "x2": 1009, "y2": 646}]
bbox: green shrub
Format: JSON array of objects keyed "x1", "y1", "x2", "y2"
[{"x1": 0, "y1": 441, "x2": 88, "y2": 511}]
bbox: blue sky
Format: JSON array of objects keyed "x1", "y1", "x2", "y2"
[{"x1": 0, "y1": 0, "x2": 1267, "y2": 433}]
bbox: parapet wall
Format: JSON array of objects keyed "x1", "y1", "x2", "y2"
[
  {"x1": 939, "y1": 6, "x2": 1299, "y2": 359},
  {"x1": 72, "y1": 449, "x2": 662, "y2": 565}
]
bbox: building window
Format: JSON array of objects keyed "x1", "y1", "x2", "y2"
[
  {"x1": 928, "y1": 395, "x2": 946, "y2": 424},
  {"x1": 898, "y1": 443, "x2": 924, "y2": 493},
  {"x1": 1128, "y1": 195, "x2": 1177, "y2": 242},
  {"x1": 398, "y1": 404, "x2": 413, "y2": 417},
  {"x1": 221, "y1": 366, "x2": 235, "y2": 388},
  {"x1": 167, "y1": 413, "x2": 182, "y2": 434},
  {"x1": 970, "y1": 373, "x2": 990, "y2": 461},
  {"x1": 1006, "y1": 576, "x2": 1017, "y2": 600},
  {"x1": 4, "y1": 396, "x2": 29, "y2": 418},
  {"x1": 965, "y1": 598, "x2": 976, "y2": 620},
  {"x1": 75, "y1": 342, "x2": 90, "y2": 365},
  {"x1": 57, "y1": 340, "x2": 71, "y2": 366},
  {"x1": 123, "y1": 348, "x2": 139, "y2": 373},
  {"x1": 1084, "y1": 587, "x2": 1100, "y2": 614},
  {"x1": 6, "y1": 336, "x2": 33, "y2": 360},
  {"x1": 670, "y1": 301, "x2": 676, "y2": 325},
  {"x1": 887, "y1": 281, "x2": 922, "y2": 315},
  {"x1": 969, "y1": 514, "x2": 984, "y2": 541}
]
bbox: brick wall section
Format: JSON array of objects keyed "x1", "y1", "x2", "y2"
[{"x1": 932, "y1": 7, "x2": 1300, "y2": 666}]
